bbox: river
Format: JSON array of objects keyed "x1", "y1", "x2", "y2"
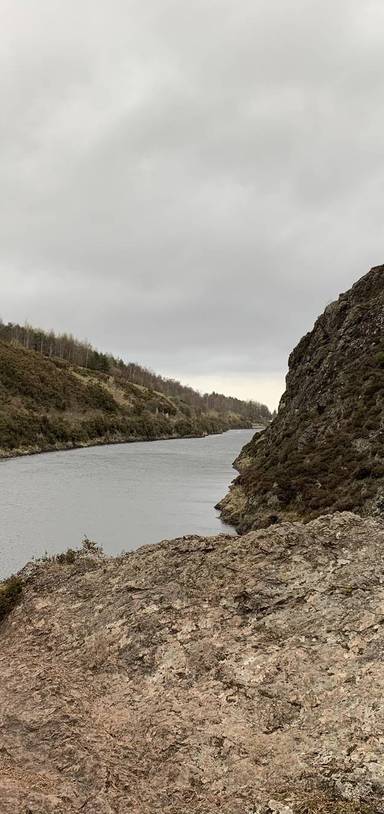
[{"x1": 0, "y1": 428, "x2": 255, "y2": 577}]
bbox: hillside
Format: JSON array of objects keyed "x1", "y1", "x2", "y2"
[
  {"x1": 0, "y1": 320, "x2": 271, "y2": 420},
  {"x1": 218, "y1": 265, "x2": 384, "y2": 531},
  {"x1": 1, "y1": 512, "x2": 383, "y2": 812},
  {"x1": 0, "y1": 334, "x2": 270, "y2": 457}
]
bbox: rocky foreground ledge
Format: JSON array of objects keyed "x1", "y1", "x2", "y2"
[{"x1": 1, "y1": 513, "x2": 384, "y2": 813}]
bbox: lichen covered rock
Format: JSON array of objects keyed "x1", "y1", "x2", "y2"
[{"x1": 0, "y1": 513, "x2": 384, "y2": 812}]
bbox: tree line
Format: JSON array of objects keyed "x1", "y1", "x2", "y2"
[{"x1": 0, "y1": 320, "x2": 272, "y2": 422}]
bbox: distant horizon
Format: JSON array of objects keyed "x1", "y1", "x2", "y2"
[
  {"x1": 173, "y1": 372, "x2": 284, "y2": 412},
  {"x1": 0, "y1": 315, "x2": 282, "y2": 410},
  {"x1": 1, "y1": 303, "x2": 288, "y2": 409}
]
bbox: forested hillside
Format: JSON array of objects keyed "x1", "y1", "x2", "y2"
[{"x1": 0, "y1": 324, "x2": 271, "y2": 457}]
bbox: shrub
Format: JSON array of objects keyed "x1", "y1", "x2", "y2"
[
  {"x1": 0, "y1": 575, "x2": 23, "y2": 622},
  {"x1": 81, "y1": 535, "x2": 100, "y2": 552},
  {"x1": 56, "y1": 548, "x2": 76, "y2": 564}
]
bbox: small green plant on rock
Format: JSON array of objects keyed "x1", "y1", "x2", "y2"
[
  {"x1": 56, "y1": 548, "x2": 76, "y2": 564},
  {"x1": 81, "y1": 534, "x2": 101, "y2": 553}
]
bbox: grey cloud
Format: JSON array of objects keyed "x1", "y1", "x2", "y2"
[{"x1": 1, "y1": 0, "x2": 384, "y2": 407}]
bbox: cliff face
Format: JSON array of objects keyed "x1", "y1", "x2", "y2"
[
  {"x1": 218, "y1": 265, "x2": 384, "y2": 532},
  {"x1": 1, "y1": 513, "x2": 384, "y2": 813}
]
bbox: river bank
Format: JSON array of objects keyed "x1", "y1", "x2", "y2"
[
  {"x1": 0, "y1": 427, "x2": 235, "y2": 461},
  {"x1": 0, "y1": 338, "x2": 270, "y2": 462},
  {"x1": 0, "y1": 424, "x2": 266, "y2": 462}
]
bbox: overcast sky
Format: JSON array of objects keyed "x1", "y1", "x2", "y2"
[{"x1": 1, "y1": 1, "x2": 384, "y2": 408}]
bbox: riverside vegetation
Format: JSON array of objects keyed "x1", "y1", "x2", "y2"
[
  {"x1": 1, "y1": 267, "x2": 384, "y2": 813},
  {"x1": 0, "y1": 323, "x2": 271, "y2": 457}
]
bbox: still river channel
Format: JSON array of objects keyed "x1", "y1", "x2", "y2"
[{"x1": 0, "y1": 429, "x2": 255, "y2": 576}]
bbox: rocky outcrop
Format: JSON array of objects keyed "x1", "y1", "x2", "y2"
[
  {"x1": 1, "y1": 512, "x2": 384, "y2": 812},
  {"x1": 218, "y1": 265, "x2": 384, "y2": 531}
]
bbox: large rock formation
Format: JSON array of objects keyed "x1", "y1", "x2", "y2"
[
  {"x1": 1, "y1": 513, "x2": 384, "y2": 813},
  {"x1": 218, "y1": 265, "x2": 384, "y2": 532}
]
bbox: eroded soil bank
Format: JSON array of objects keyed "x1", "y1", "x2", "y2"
[{"x1": 0, "y1": 512, "x2": 383, "y2": 813}]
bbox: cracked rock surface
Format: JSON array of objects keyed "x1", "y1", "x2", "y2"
[{"x1": 0, "y1": 512, "x2": 383, "y2": 812}]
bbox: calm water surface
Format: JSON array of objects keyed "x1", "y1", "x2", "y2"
[{"x1": 0, "y1": 429, "x2": 254, "y2": 576}]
